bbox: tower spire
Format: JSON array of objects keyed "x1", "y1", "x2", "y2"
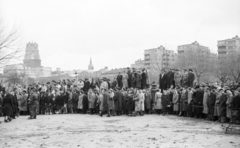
[{"x1": 88, "y1": 55, "x2": 94, "y2": 71}]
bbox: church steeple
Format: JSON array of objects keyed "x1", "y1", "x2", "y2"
[{"x1": 88, "y1": 56, "x2": 94, "y2": 71}]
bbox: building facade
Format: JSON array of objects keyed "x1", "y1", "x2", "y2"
[
  {"x1": 144, "y1": 45, "x2": 175, "y2": 83},
  {"x1": 144, "y1": 45, "x2": 175, "y2": 72},
  {"x1": 217, "y1": 35, "x2": 240, "y2": 59},
  {"x1": 3, "y1": 42, "x2": 52, "y2": 79},
  {"x1": 131, "y1": 59, "x2": 145, "y2": 70},
  {"x1": 23, "y1": 42, "x2": 41, "y2": 67},
  {"x1": 177, "y1": 41, "x2": 210, "y2": 56}
]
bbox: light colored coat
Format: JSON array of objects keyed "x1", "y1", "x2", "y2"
[
  {"x1": 173, "y1": 92, "x2": 179, "y2": 111},
  {"x1": 78, "y1": 94, "x2": 83, "y2": 109},
  {"x1": 154, "y1": 92, "x2": 162, "y2": 110},
  {"x1": 97, "y1": 94, "x2": 104, "y2": 111},
  {"x1": 202, "y1": 91, "x2": 209, "y2": 114},
  {"x1": 139, "y1": 92, "x2": 145, "y2": 111},
  {"x1": 88, "y1": 92, "x2": 96, "y2": 109},
  {"x1": 122, "y1": 73, "x2": 128, "y2": 88},
  {"x1": 133, "y1": 93, "x2": 140, "y2": 112}
]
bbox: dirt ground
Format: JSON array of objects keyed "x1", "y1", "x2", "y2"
[{"x1": 0, "y1": 114, "x2": 239, "y2": 148}]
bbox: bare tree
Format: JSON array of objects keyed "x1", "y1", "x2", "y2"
[
  {"x1": 214, "y1": 60, "x2": 229, "y2": 83},
  {"x1": 171, "y1": 45, "x2": 211, "y2": 84},
  {"x1": 0, "y1": 18, "x2": 22, "y2": 68},
  {"x1": 6, "y1": 72, "x2": 21, "y2": 84},
  {"x1": 227, "y1": 50, "x2": 240, "y2": 83}
]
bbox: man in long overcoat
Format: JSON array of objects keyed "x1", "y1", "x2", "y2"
[
  {"x1": 127, "y1": 68, "x2": 132, "y2": 88},
  {"x1": 136, "y1": 71, "x2": 142, "y2": 89},
  {"x1": 188, "y1": 69, "x2": 195, "y2": 87},
  {"x1": 167, "y1": 69, "x2": 174, "y2": 89},
  {"x1": 159, "y1": 69, "x2": 167, "y2": 92},
  {"x1": 117, "y1": 72, "x2": 123, "y2": 89},
  {"x1": 141, "y1": 69, "x2": 147, "y2": 89},
  {"x1": 114, "y1": 87, "x2": 123, "y2": 115},
  {"x1": 28, "y1": 88, "x2": 39, "y2": 119}
]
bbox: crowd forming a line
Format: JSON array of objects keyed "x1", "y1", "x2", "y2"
[{"x1": 0, "y1": 67, "x2": 240, "y2": 124}]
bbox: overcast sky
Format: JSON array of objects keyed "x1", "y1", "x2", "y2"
[{"x1": 1, "y1": 0, "x2": 240, "y2": 71}]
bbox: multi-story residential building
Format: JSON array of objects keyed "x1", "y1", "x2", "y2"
[
  {"x1": 177, "y1": 41, "x2": 210, "y2": 56},
  {"x1": 217, "y1": 35, "x2": 240, "y2": 59},
  {"x1": 131, "y1": 59, "x2": 145, "y2": 70},
  {"x1": 144, "y1": 45, "x2": 175, "y2": 72},
  {"x1": 144, "y1": 45, "x2": 175, "y2": 83}
]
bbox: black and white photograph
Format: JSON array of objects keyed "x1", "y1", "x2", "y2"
[{"x1": 0, "y1": 0, "x2": 240, "y2": 147}]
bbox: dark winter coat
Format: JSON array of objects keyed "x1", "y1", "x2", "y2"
[
  {"x1": 114, "y1": 90, "x2": 123, "y2": 112},
  {"x1": 136, "y1": 73, "x2": 142, "y2": 89},
  {"x1": 167, "y1": 71, "x2": 174, "y2": 89},
  {"x1": 159, "y1": 73, "x2": 167, "y2": 91},
  {"x1": 117, "y1": 75, "x2": 123, "y2": 88},
  {"x1": 2, "y1": 94, "x2": 14, "y2": 116},
  {"x1": 219, "y1": 93, "x2": 227, "y2": 117},
  {"x1": 188, "y1": 72, "x2": 195, "y2": 87}
]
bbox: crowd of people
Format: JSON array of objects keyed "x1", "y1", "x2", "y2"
[{"x1": 0, "y1": 67, "x2": 240, "y2": 125}]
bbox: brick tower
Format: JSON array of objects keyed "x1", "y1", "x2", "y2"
[{"x1": 23, "y1": 42, "x2": 41, "y2": 67}]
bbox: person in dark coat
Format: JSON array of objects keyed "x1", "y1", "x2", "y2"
[
  {"x1": 12, "y1": 89, "x2": 19, "y2": 119},
  {"x1": 126, "y1": 89, "x2": 134, "y2": 115},
  {"x1": 159, "y1": 69, "x2": 167, "y2": 92},
  {"x1": 39, "y1": 91, "x2": 47, "y2": 115},
  {"x1": 188, "y1": 69, "x2": 195, "y2": 87},
  {"x1": 83, "y1": 79, "x2": 91, "y2": 92},
  {"x1": 208, "y1": 88, "x2": 216, "y2": 121},
  {"x1": 232, "y1": 89, "x2": 240, "y2": 109},
  {"x1": 72, "y1": 91, "x2": 79, "y2": 113},
  {"x1": 111, "y1": 78, "x2": 117, "y2": 89},
  {"x1": 193, "y1": 86, "x2": 204, "y2": 118},
  {"x1": 161, "y1": 90, "x2": 170, "y2": 115},
  {"x1": 121, "y1": 88, "x2": 128, "y2": 115},
  {"x1": 114, "y1": 87, "x2": 123, "y2": 115},
  {"x1": 82, "y1": 91, "x2": 88, "y2": 114},
  {"x1": 136, "y1": 71, "x2": 142, "y2": 89},
  {"x1": 219, "y1": 89, "x2": 227, "y2": 122},
  {"x1": 127, "y1": 68, "x2": 132, "y2": 88},
  {"x1": 167, "y1": 69, "x2": 174, "y2": 89},
  {"x1": 45, "y1": 91, "x2": 52, "y2": 115},
  {"x1": 28, "y1": 88, "x2": 39, "y2": 119},
  {"x1": 131, "y1": 73, "x2": 136, "y2": 88},
  {"x1": 67, "y1": 90, "x2": 73, "y2": 113},
  {"x1": 141, "y1": 69, "x2": 147, "y2": 89},
  {"x1": 2, "y1": 93, "x2": 14, "y2": 122},
  {"x1": 117, "y1": 72, "x2": 123, "y2": 89}
]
